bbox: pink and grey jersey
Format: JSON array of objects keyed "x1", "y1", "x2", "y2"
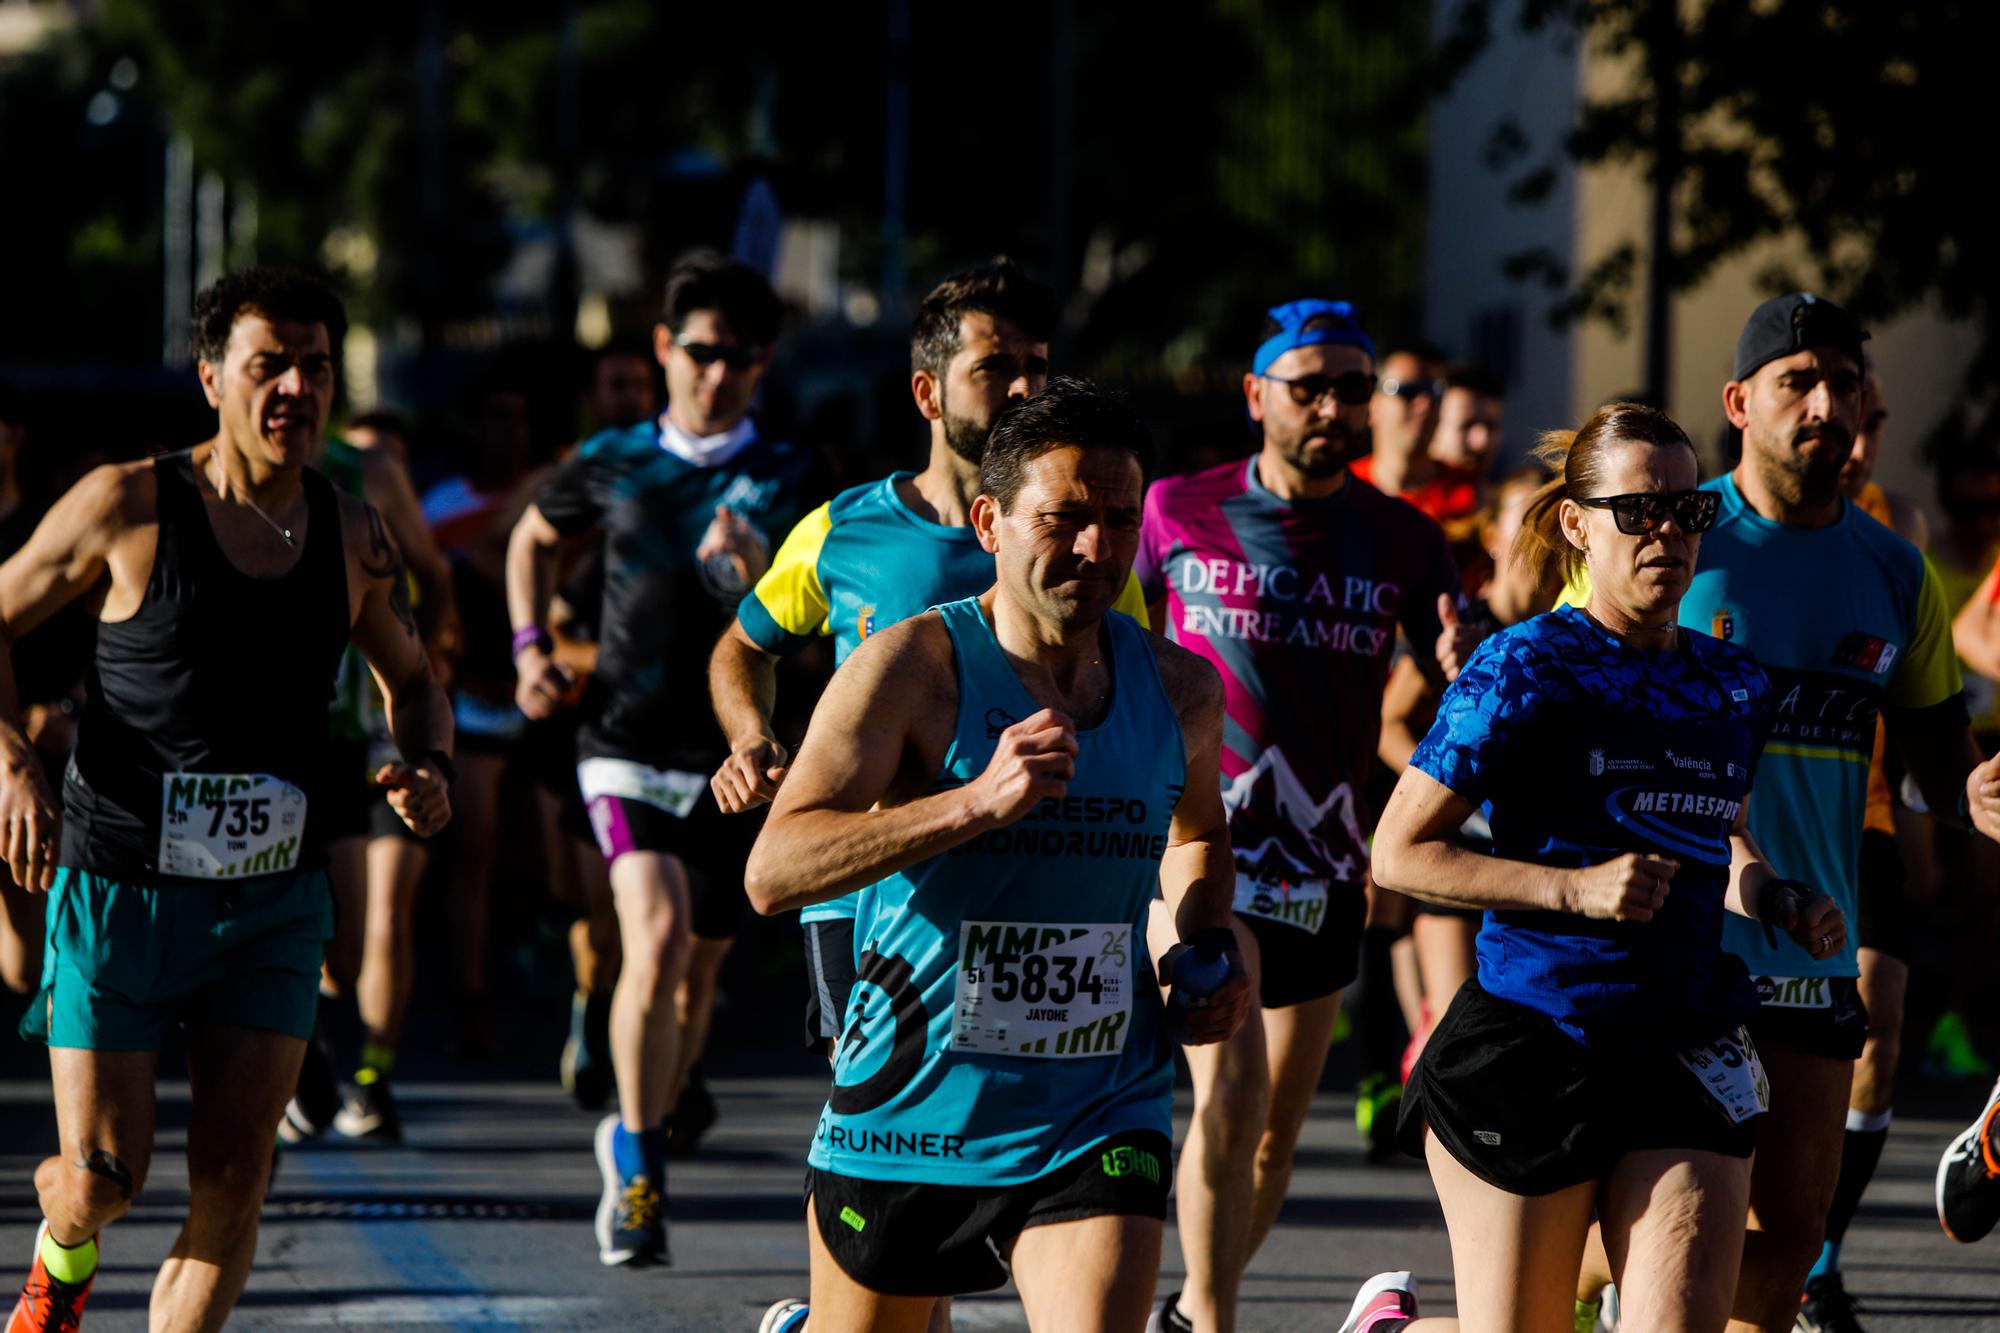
[{"x1": 1138, "y1": 457, "x2": 1459, "y2": 891}]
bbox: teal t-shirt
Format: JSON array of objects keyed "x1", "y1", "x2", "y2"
[
  {"x1": 1679, "y1": 474, "x2": 1962, "y2": 979},
  {"x1": 808, "y1": 599, "x2": 1183, "y2": 1185}
]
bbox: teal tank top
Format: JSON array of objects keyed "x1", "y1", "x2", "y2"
[{"x1": 807, "y1": 597, "x2": 1186, "y2": 1185}]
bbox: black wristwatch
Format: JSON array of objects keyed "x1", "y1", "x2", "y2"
[
  {"x1": 1187, "y1": 927, "x2": 1238, "y2": 957},
  {"x1": 420, "y1": 748, "x2": 457, "y2": 785},
  {"x1": 1758, "y1": 877, "x2": 1815, "y2": 948}
]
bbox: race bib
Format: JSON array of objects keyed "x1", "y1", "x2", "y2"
[
  {"x1": 1231, "y1": 872, "x2": 1329, "y2": 935},
  {"x1": 1676, "y1": 1025, "x2": 1770, "y2": 1124},
  {"x1": 952, "y1": 921, "x2": 1131, "y2": 1059},
  {"x1": 1753, "y1": 974, "x2": 1833, "y2": 1010},
  {"x1": 159, "y1": 773, "x2": 308, "y2": 879},
  {"x1": 576, "y1": 758, "x2": 705, "y2": 818}
]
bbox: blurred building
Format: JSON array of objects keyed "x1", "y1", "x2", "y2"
[{"x1": 1425, "y1": 0, "x2": 1974, "y2": 498}]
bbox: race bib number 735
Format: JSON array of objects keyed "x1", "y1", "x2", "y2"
[
  {"x1": 952, "y1": 921, "x2": 1131, "y2": 1059},
  {"x1": 158, "y1": 773, "x2": 308, "y2": 879}
]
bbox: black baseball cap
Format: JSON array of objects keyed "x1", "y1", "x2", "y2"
[{"x1": 1732, "y1": 292, "x2": 1869, "y2": 382}]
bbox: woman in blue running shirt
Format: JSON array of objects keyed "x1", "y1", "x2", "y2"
[{"x1": 1350, "y1": 403, "x2": 1847, "y2": 1333}]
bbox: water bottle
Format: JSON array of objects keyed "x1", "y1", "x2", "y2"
[{"x1": 1172, "y1": 934, "x2": 1233, "y2": 1010}]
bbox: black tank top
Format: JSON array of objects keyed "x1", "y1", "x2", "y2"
[{"x1": 62, "y1": 451, "x2": 351, "y2": 879}]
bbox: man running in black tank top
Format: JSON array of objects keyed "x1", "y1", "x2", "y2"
[{"x1": 0, "y1": 269, "x2": 454, "y2": 1333}]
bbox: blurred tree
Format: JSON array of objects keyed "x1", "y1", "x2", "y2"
[{"x1": 1465, "y1": 0, "x2": 2000, "y2": 419}]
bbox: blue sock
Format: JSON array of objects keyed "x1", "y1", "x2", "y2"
[
  {"x1": 612, "y1": 1123, "x2": 667, "y2": 1182},
  {"x1": 1808, "y1": 1239, "x2": 1840, "y2": 1282}
]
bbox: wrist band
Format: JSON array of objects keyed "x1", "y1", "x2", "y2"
[
  {"x1": 1188, "y1": 927, "x2": 1238, "y2": 957},
  {"x1": 420, "y1": 749, "x2": 457, "y2": 785},
  {"x1": 511, "y1": 625, "x2": 552, "y2": 660},
  {"x1": 1758, "y1": 876, "x2": 1815, "y2": 948}
]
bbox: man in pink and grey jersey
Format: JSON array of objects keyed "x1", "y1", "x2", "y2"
[{"x1": 1138, "y1": 300, "x2": 1474, "y2": 1333}]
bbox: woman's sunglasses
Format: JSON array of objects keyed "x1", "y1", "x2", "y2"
[{"x1": 1575, "y1": 489, "x2": 1720, "y2": 536}]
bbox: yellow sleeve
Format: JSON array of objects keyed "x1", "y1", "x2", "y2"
[
  {"x1": 1888, "y1": 555, "x2": 1965, "y2": 710},
  {"x1": 1556, "y1": 566, "x2": 1589, "y2": 608},
  {"x1": 1114, "y1": 570, "x2": 1150, "y2": 629},
  {"x1": 737, "y1": 502, "x2": 834, "y2": 654}
]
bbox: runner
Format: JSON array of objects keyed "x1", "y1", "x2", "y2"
[
  {"x1": 0, "y1": 267, "x2": 452, "y2": 1332},
  {"x1": 1793, "y1": 368, "x2": 1932, "y2": 1330},
  {"x1": 1365, "y1": 400, "x2": 1844, "y2": 1333},
  {"x1": 711, "y1": 258, "x2": 1146, "y2": 1059},
  {"x1": 1137, "y1": 301, "x2": 1476, "y2": 1333},
  {"x1": 743, "y1": 378, "x2": 1251, "y2": 1333},
  {"x1": 508, "y1": 252, "x2": 825, "y2": 1266},
  {"x1": 1355, "y1": 345, "x2": 1446, "y2": 502}
]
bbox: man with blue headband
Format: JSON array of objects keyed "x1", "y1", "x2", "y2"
[{"x1": 1136, "y1": 301, "x2": 1479, "y2": 1333}]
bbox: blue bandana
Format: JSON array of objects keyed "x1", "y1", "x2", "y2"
[{"x1": 1251, "y1": 300, "x2": 1376, "y2": 376}]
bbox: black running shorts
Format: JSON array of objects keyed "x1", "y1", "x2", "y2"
[
  {"x1": 564, "y1": 768, "x2": 758, "y2": 942},
  {"x1": 1399, "y1": 982, "x2": 1760, "y2": 1196},
  {"x1": 802, "y1": 916, "x2": 858, "y2": 1051},
  {"x1": 1746, "y1": 973, "x2": 1869, "y2": 1061},
  {"x1": 1855, "y1": 828, "x2": 1910, "y2": 962},
  {"x1": 806, "y1": 1129, "x2": 1171, "y2": 1297},
  {"x1": 1236, "y1": 883, "x2": 1366, "y2": 1010}
]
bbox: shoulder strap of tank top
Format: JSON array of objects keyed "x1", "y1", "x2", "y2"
[
  {"x1": 147, "y1": 450, "x2": 207, "y2": 575},
  {"x1": 1103, "y1": 609, "x2": 1179, "y2": 739}
]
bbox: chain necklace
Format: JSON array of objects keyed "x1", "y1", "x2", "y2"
[{"x1": 207, "y1": 457, "x2": 296, "y2": 548}]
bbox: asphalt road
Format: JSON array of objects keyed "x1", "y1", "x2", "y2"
[{"x1": 1, "y1": 992, "x2": 1996, "y2": 1331}]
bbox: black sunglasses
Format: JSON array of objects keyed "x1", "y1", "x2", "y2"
[
  {"x1": 675, "y1": 339, "x2": 762, "y2": 372},
  {"x1": 1261, "y1": 371, "x2": 1378, "y2": 408},
  {"x1": 1575, "y1": 489, "x2": 1720, "y2": 536},
  {"x1": 1378, "y1": 375, "x2": 1444, "y2": 402}
]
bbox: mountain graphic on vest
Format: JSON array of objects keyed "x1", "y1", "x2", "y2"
[{"x1": 1223, "y1": 749, "x2": 1365, "y2": 884}]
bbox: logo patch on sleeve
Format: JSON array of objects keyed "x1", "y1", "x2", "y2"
[{"x1": 1831, "y1": 632, "x2": 1898, "y2": 675}]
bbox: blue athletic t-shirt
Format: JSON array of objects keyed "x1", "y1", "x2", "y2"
[
  {"x1": 1678, "y1": 475, "x2": 1962, "y2": 980},
  {"x1": 1410, "y1": 604, "x2": 1771, "y2": 1048},
  {"x1": 808, "y1": 598, "x2": 1184, "y2": 1185}
]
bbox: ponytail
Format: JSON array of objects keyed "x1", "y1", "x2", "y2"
[{"x1": 1511, "y1": 430, "x2": 1581, "y2": 593}]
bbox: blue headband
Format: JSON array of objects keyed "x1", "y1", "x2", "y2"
[{"x1": 1251, "y1": 300, "x2": 1376, "y2": 376}]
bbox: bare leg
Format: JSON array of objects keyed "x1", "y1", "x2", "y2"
[
  {"x1": 668, "y1": 934, "x2": 732, "y2": 1097},
  {"x1": 320, "y1": 836, "x2": 366, "y2": 996},
  {"x1": 803, "y1": 1196, "x2": 939, "y2": 1333},
  {"x1": 1148, "y1": 901, "x2": 1266, "y2": 1333},
  {"x1": 1424, "y1": 1130, "x2": 1595, "y2": 1333},
  {"x1": 1412, "y1": 913, "x2": 1476, "y2": 1025},
  {"x1": 1011, "y1": 1212, "x2": 1163, "y2": 1333},
  {"x1": 609, "y1": 851, "x2": 693, "y2": 1129},
  {"x1": 1600, "y1": 1148, "x2": 1751, "y2": 1333},
  {"x1": 1851, "y1": 949, "x2": 1907, "y2": 1118},
  {"x1": 1391, "y1": 935, "x2": 1425, "y2": 1038},
  {"x1": 150, "y1": 1026, "x2": 304, "y2": 1332},
  {"x1": 0, "y1": 875, "x2": 44, "y2": 994},
  {"x1": 1576, "y1": 1221, "x2": 1612, "y2": 1306},
  {"x1": 535, "y1": 787, "x2": 581, "y2": 912},
  {"x1": 450, "y1": 751, "x2": 507, "y2": 1005},
  {"x1": 572, "y1": 838, "x2": 620, "y2": 995},
  {"x1": 356, "y1": 834, "x2": 428, "y2": 1052},
  {"x1": 1729, "y1": 1044, "x2": 1850, "y2": 1332},
  {"x1": 1246, "y1": 990, "x2": 1343, "y2": 1254},
  {"x1": 37, "y1": 1048, "x2": 159, "y2": 1247}
]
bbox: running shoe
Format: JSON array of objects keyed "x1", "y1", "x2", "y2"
[
  {"x1": 594, "y1": 1114, "x2": 668, "y2": 1267},
  {"x1": 333, "y1": 1078, "x2": 403, "y2": 1143},
  {"x1": 1796, "y1": 1270, "x2": 1865, "y2": 1332},
  {"x1": 560, "y1": 991, "x2": 612, "y2": 1112},
  {"x1": 7, "y1": 1222, "x2": 93, "y2": 1333},
  {"x1": 277, "y1": 1031, "x2": 342, "y2": 1143},
  {"x1": 1336, "y1": 1271, "x2": 1418, "y2": 1333},
  {"x1": 1937, "y1": 1075, "x2": 2000, "y2": 1243},
  {"x1": 758, "y1": 1298, "x2": 809, "y2": 1333},
  {"x1": 1144, "y1": 1290, "x2": 1193, "y2": 1333},
  {"x1": 1597, "y1": 1283, "x2": 1620, "y2": 1331},
  {"x1": 1923, "y1": 1010, "x2": 1994, "y2": 1082},
  {"x1": 1355, "y1": 1073, "x2": 1402, "y2": 1162},
  {"x1": 668, "y1": 1072, "x2": 717, "y2": 1159}
]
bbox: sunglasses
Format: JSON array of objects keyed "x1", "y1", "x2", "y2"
[
  {"x1": 1378, "y1": 375, "x2": 1445, "y2": 402},
  {"x1": 675, "y1": 339, "x2": 762, "y2": 372},
  {"x1": 1261, "y1": 371, "x2": 1378, "y2": 408},
  {"x1": 1575, "y1": 489, "x2": 1720, "y2": 536}
]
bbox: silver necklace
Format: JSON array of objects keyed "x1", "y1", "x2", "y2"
[{"x1": 208, "y1": 460, "x2": 295, "y2": 548}]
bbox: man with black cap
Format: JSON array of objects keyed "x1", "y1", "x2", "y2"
[
  {"x1": 1671, "y1": 292, "x2": 2000, "y2": 1331},
  {"x1": 1135, "y1": 300, "x2": 1477, "y2": 1333}
]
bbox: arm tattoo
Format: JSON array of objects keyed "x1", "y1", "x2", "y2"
[{"x1": 360, "y1": 504, "x2": 419, "y2": 638}]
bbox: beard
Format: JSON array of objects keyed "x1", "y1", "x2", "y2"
[
  {"x1": 1758, "y1": 421, "x2": 1851, "y2": 506},
  {"x1": 1274, "y1": 419, "x2": 1370, "y2": 478},
  {"x1": 943, "y1": 409, "x2": 990, "y2": 465}
]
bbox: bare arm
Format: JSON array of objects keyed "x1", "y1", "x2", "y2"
[
  {"x1": 743, "y1": 620, "x2": 1077, "y2": 914},
  {"x1": 1151, "y1": 643, "x2": 1252, "y2": 1044},
  {"x1": 1723, "y1": 797, "x2": 1845, "y2": 959},
  {"x1": 1376, "y1": 654, "x2": 1434, "y2": 773},
  {"x1": 0, "y1": 464, "x2": 143, "y2": 889},
  {"x1": 708, "y1": 621, "x2": 789, "y2": 812},
  {"x1": 506, "y1": 502, "x2": 578, "y2": 719},
  {"x1": 1953, "y1": 563, "x2": 2000, "y2": 679},
  {"x1": 359, "y1": 445, "x2": 458, "y2": 654},
  {"x1": 348, "y1": 499, "x2": 453, "y2": 837}
]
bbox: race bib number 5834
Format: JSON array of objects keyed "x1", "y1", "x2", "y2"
[
  {"x1": 952, "y1": 921, "x2": 1131, "y2": 1059},
  {"x1": 159, "y1": 773, "x2": 308, "y2": 879}
]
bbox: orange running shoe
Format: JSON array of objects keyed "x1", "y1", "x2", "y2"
[{"x1": 6, "y1": 1223, "x2": 93, "y2": 1333}]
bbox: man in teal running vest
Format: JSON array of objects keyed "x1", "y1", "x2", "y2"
[{"x1": 746, "y1": 379, "x2": 1250, "y2": 1332}]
